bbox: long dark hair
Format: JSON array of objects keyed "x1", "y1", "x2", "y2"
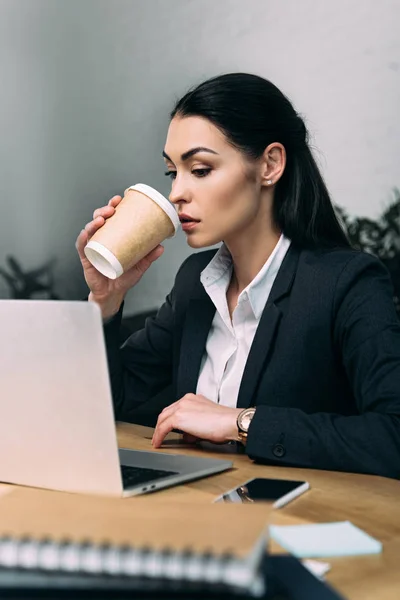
[{"x1": 171, "y1": 73, "x2": 350, "y2": 249}]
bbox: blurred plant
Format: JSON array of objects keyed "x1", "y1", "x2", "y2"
[
  {"x1": 0, "y1": 256, "x2": 59, "y2": 299},
  {"x1": 335, "y1": 189, "x2": 400, "y2": 316}
]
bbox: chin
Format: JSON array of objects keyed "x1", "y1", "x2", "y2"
[{"x1": 186, "y1": 234, "x2": 222, "y2": 249}]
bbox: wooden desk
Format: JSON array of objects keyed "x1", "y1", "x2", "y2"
[
  {"x1": 117, "y1": 423, "x2": 400, "y2": 600},
  {"x1": 1, "y1": 422, "x2": 399, "y2": 599}
]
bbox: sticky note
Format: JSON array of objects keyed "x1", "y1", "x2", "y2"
[{"x1": 270, "y1": 521, "x2": 382, "y2": 558}]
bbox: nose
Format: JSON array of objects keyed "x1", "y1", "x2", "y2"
[{"x1": 168, "y1": 176, "x2": 191, "y2": 207}]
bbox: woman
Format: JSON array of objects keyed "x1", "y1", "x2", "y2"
[{"x1": 76, "y1": 73, "x2": 400, "y2": 479}]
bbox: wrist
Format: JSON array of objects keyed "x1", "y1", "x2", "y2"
[
  {"x1": 88, "y1": 292, "x2": 124, "y2": 321},
  {"x1": 227, "y1": 409, "x2": 243, "y2": 442},
  {"x1": 236, "y1": 407, "x2": 256, "y2": 445}
]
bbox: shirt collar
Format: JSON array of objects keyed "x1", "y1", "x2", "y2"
[{"x1": 200, "y1": 234, "x2": 291, "y2": 320}]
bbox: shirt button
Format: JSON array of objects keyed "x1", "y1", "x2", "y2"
[{"x1": 272, "y1": 443, "x2": 286, "y2": 458}]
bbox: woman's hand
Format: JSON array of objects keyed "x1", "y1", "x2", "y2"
[
  {"x1": 75, "y1": 194, "x2": 164, "y2": 319},
  {"x1": 151, "y1": 394, "x2": 242, "y2": 448}
]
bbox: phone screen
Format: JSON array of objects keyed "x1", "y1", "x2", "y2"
[{"x1": 215, "y1": 478, "x2": 309, "y2": 506}]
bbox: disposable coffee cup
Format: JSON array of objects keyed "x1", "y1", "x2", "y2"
[{"x1": 84, "y1": 183, "x2": 180, "y2": 279}]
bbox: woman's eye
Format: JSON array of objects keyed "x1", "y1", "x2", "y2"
[
  {"x1": 192, "y1": 168, "x2": 211, "y2": 178},
  {"x1": 164, "y1": 168, "x2": 211, "y2": 180}
]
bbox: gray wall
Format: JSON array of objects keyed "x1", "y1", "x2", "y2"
[{"x1": 0, "y1": 0, "x2": 399, "y2": 313}]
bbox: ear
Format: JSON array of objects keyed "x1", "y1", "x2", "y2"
[{"x1": 259, "y1": 143, "x2": 286, "y2": 188}]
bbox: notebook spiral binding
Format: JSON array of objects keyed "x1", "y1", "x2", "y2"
[{"x1": 0, "y1": 537, "x2": 265, "y2": 596}]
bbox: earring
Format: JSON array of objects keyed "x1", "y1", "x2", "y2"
[{"x1": 266, "y1": 179, "x2": 273, "y2": 185}]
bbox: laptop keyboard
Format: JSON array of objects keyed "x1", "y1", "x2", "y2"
[{"x1": 120, "y1": 465, "x2": 179, "y2": 489}]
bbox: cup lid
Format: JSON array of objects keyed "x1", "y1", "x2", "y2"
[
  {"x1": 125, "y1": 183, "x2": 180, "y2": 236},
  {"x1": 84, "y1": 241, "x2": 123, "y2": 279}
]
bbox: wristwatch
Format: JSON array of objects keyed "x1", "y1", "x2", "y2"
[{"x1": 236, "y1": 407, "x2": 256, "y2": 445}]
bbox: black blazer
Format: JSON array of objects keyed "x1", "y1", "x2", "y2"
[{"x1": 104, "y1": 244, "x2": 400, "y2": 479}]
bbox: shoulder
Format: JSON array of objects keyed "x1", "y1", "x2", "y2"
[
  {"x1": 293, "y1": 244, "x2": 394, "y2": 310},
  {"x1": 299, "y1": 245, "x2": 396, "y2": 321},
  {"x1": 297, "y1": 245, "x2": 391, "y2": 290},
  {"x1": 300, "y1": 245, "x2": 382, "y2": 272}
]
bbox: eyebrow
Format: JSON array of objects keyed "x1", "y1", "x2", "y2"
[{"x1": 162, "y1": 146, "x2": 218, "y2": 163}]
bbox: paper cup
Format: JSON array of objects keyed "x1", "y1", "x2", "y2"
[{"x1": 84, "y1": 184, "x2": 180, "y2": 279}]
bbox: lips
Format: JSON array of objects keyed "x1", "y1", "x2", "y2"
[
  {"x1": 178, "y1": 214, "x2": 200, "y2": 233},
  {"x1": 178, "y1": 214, "x2": 200, "y2": 224}
]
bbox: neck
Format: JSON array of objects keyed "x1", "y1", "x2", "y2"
[{"x1": 225, "y1": 215, "x2": 281, "y2": 295}]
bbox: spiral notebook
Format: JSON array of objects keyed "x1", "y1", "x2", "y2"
[{"x1": 0, "y1": 487, "x2": 270, "y2": 596}]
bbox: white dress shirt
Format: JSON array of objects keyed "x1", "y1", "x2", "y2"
[{"x1": 196, "y1": 234, "x2": 291, "y2": 408}]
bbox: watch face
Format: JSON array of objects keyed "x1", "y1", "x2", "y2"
[{"x1": 239, "y1": 409, "x2": 255, "y2": 432}]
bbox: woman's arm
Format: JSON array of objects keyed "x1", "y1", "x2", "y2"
[
  {"x1": 247, "y1": 406, "x2": 400, "y2": 478},
  {"x1": 247, "y1": 253, "x2": 400, "y2": 479},
  {"x1": 103, "y1": 289, "x2": 176, "y2": 422}
]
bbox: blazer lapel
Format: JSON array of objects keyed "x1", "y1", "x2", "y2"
[
  {"x1": 176, "y1": 287, "x2": 216, "y2": 399},
  {"x1": 236, "y1": 245, "x2": 301, "y2": 409}
]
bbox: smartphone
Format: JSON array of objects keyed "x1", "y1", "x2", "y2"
[{"x1": 214, "y1": 477, "x2": 310, "y2": 508}]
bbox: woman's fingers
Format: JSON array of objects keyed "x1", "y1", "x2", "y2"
[
  {"x1": 152, "y1": 418, "x2": 175, "y2": 448},
  {"x1": 153, "y1": 402, "x2": 179, "y2": 437},
  {"x1": 76, "y1": 195, "x2": 121, "y2": 248},
  {"x1": 154, "y1": 394, "x2": 197, "y2": 433},
  {"x1": 147, "y1": 245, "x2": 165, "y2": 261},
  {"x1": 93, "y1": 205, "x2": 115, "y2": 220},
  {"x1": 132, "y1": 245, "x2": 164, "y2": 277},
  {"x1": 75, "y1": 228, "x2": 89, "y2": 260},
  {"x1": 152, "y1": 403, "x2": 181, "y2": 447},
  {"x1": 108, "y1": 195, "x2": 122, "y2": 208},
  {"x1": 84, "y1": 215, "x2": 105, "y2": 237},
  {"x1": 75, "y1": 216, "x2": 105, "y2": 262}
]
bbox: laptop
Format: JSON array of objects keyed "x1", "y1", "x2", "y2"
[{"x1": 0, "y1": 300, "x2": 232, "y2": 497}]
